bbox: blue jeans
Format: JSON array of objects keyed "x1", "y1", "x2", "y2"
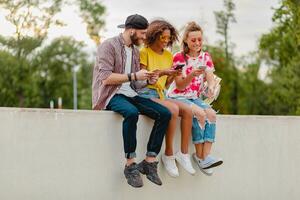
[
  {"x1": 170, "y1": 97, "x2": 216, "y2": 144},
  {"x1": 106, "y1": 94, "x2": 171, "y2": 159},
  {"x1": 138, "y1": 88, "x2": 166, "y2": 99}
]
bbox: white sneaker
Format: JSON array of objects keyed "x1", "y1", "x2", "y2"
[
  {"x1": 161, "y1": 154, "x2": 179, "y2": 177},
  {"x1": 201, "y1": 155, "x2": 223, "y2": 169},
  {"x1": 175, "y1": 151, "x2": 196, "y2": 175},
  {"x1": 193, "y1": 153, "x2": 214, "y2": 176}
]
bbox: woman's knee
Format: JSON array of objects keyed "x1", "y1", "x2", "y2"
[
  {"x1": 206, "y1": 109, "x2": 216, "y2": 122},
  {"x1": 166, "y1": 103, "x2": 179, "y2": 118},
  {"x1": 194, "y1": 110, "x2": 206, "y2": 123},
  {"x1": 179, "y1": 104, "x2": 193, "y2": 118},
  {"x1": 194, "y1": 107, "x2": 206, "y2": 118}
]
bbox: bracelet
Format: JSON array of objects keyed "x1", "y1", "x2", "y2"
[
  {"x1": 127, "y1": 73, "x2": 131, "y2": 81},
  {"x1": 134, "y1": 73, "x2": 137, "y2": 81}
]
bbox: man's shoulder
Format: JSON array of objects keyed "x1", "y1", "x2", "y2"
[{"x1": 98, "y1": 35, "x2": 121, "y2": 50}]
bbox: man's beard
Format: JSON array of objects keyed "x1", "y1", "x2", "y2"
[{"x1": 130, "y1": 33, "x2": 141, "y2": 46}]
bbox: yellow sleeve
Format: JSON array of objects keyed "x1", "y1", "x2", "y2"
[
  {"x1": 166, "y1": 51, "x2": 173, "y2": 67},
  {"x1": 139, "y1": 47, "x2": 148, "y2": 67}
]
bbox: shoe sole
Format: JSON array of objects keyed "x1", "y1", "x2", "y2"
[
  {"x1": 202, "y1": 160, "x2": 223, "y2": 169},
  {"x1": 124, "y1": 175, "x2": 144, "y2": 188},
  {"x1": 199, "y1": 167, "x2": 213, "y2": 176},
  {"x1": 128, "y1": 182, "x2": 143, "y2": 188},
  {"x1": 192, "y1": 155, "x2": 213, "y2": 176}
]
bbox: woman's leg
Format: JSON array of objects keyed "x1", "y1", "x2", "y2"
[
  {"x1": 190, "y1": 104, "x2": 206, "y2": 159},
  {"x1": 191, "y1": 104, "x2": 206, "y2": 129},
  {"x1": 167, "y1": 99, "x2": 193, "y2": 154},
  {"x1": 202, "y1": 108, "x2": 217, "y2": 159},
  {"x1": 151, "y1": 98, "x2": 179, "y2": 156},
  {"x1": 166, "y1": 99, "x2": 195, "y2": 175}
]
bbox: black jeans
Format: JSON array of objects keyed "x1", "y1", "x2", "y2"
[{"x1": 106, "y1": 94, "x2": 171, "y2": 159}]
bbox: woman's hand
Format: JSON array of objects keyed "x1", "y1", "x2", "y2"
[
  {"x1": 147, "y1": 72, "x2": 159, "y2": 84},
  {"x1": 206, "y1": 86, "x2": 214, "y2": 98},
  {"x1": 190, "y1": 68, "x2": 205, "y2": 77},
  {"x1": 156, "y1": 69, "x2": 182, "y2": 77}
]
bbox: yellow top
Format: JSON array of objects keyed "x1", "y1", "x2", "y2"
[{"x1": 140, "y1": 47, "x2": 173, "y2": 99}]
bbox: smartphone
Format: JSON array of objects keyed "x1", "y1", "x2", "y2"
[
  {"x1": 197, "y1": 65, "x2": 206, "y2": 70},
  {"x1": 174, "y1": 64, "x2": 185, "y2": 70}
]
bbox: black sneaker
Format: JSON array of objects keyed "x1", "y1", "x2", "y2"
[
  {"x1": 138, "y1": 160, "x2": 162, "y2": 186},
  {"x1": 124, "y1": 163, "x2": 143, "y2": 188}
]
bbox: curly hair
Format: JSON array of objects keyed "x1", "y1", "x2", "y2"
[{"x1": 144, "y1": 19, "x2": 179, "y2": 47}]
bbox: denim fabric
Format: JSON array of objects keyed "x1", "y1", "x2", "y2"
[
  {"x1": 170, "y1": 97, "x2": 215, "y2": 143},
  {"x1": 106, "y1": 94, "x2": 171, "y2": 158},
  {"x1": 171, "y1": 97, "x2": 210, "y2": 109},
  {"x1": 138, "y1": 88, "x2": 166, "y2": 99},
  {"x1": 192, "y1": 119, "x2": 216, "y2": 143}
]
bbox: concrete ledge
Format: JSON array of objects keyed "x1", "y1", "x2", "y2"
[{"x1": 0, "y1": 107, "x2": 299, "y2": 200}]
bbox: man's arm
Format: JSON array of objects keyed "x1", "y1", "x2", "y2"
[
  {"x1": 103, "y1": 73, "x2": 130, "y2": 85},
  {"x1": 94, "y1": 41, "x2": 129, "y2": 85}
]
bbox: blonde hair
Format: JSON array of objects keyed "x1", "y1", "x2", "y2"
[{"x1": 181, "y1": 22, "x2": 203, "y2": 56}]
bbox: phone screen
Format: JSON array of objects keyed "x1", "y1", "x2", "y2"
[
  {"x1": 174, "y1": 64, "x2": 184, "y2": 70},
  {"x1": 198, "y1": 65, "x2": 206, "y2": 69}
]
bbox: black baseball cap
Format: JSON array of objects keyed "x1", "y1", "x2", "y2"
[{"x1": 117, "y1": 14, "x2": 149, "y2": 29}]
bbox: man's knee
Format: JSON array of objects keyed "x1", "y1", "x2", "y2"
[
  {"x1": 125, "y1": 108, "x2": 139, "y2": 120},
  {"x1": 159, "y1": 105, "x2": 172, "y2": 121}
]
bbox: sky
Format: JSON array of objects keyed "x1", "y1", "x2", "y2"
[{"x1": 0, "y1": 0, "x2": 281, "y2": 57}]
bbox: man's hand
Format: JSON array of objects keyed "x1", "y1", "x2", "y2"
[{"x1": 136, "y1": 69, "x2": 150, "y2": 81}]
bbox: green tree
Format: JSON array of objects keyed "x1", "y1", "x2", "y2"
[
  {"x1": 214, "y1": 0, "x2": 236, "y2": 62},
  {"x1": 214, "y1": 0, "x2": 239, "y2": 114},
  {"x1": 259, "y1": 0, "x2": 300, "y2": 115},
  {"x1": 0, "y1": 0, "x2": 105, "y2": 109},
  {"x1": 32, "y1": 37, "x2": 92, "y2": 108},
  {"x1": 235, "y1": 53, "x2": 271, "y2": 115},
  {"x1": 77, "y1": 0, "x2": 106, "y2": 44}
]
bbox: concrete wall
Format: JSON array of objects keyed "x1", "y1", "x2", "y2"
[{"x1": 0, "y1": 107, "x2": 299, "y2": 200}]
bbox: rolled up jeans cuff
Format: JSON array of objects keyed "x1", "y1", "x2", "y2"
[
  {"x1": 125, "y1": 152, "x2": 136, "y2": 159},
  {"x1": 146, "y1": 151, "x2": 157, "y2": 157},
  {"x1": 193, "y1": 139, "x2": 205, "y2": 144}
]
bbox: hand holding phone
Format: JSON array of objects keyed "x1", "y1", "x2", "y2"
[
  {"x1": 197, "y1": 64, "x2": 206, "y2": 70},
  {"x1": 191, "y1": 68, "x2": 205, "y2": 77},
  {"x1": 174, "y1": 64, "x2": 185, "y2": 70}
]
